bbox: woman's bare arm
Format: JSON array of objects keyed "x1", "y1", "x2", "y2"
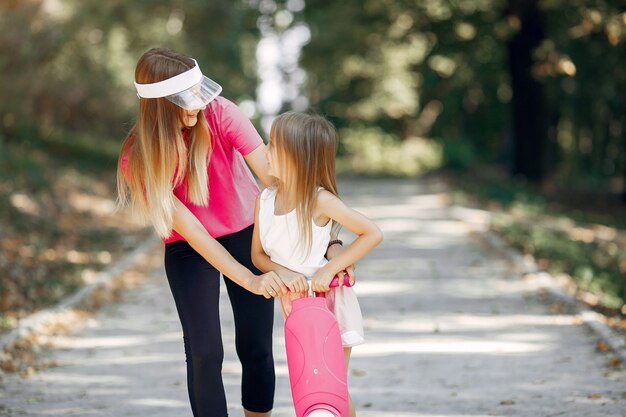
[
  {"x1": 171, "y1": 196, "x2": 286, "y2": 298},
  {"x1": 244, "y1": 144, "x2": 274, "y2": 188}
]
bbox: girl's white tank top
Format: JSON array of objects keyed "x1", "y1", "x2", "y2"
[{"x1": 258, "y1": 187, "x2": 331, "y2": 278}]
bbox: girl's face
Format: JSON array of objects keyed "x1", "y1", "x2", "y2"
[
  {"x1": 266, "y1": 138, "x2": 282, "y2": 180},
  {"x1": 181, "y1": 106, "x2": 206, "y2": 128}
]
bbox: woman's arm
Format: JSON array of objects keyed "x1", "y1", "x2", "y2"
[
  {"x1": 311, "y1": 190, "x2": 383, "y2": 293},
  {"x1": 172, "y1": 196, "x2": 286, "y2": 298},
  {"x1": 244, "y1": 144, "x2": 274, "y2": 188},
  {"x1": 251, "y1": 196, "x2": 308, "y2": 294}
]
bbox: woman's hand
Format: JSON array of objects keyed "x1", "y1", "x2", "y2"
[{"x1": 247, "y1": 271, "x2": 288, "y2": 299}]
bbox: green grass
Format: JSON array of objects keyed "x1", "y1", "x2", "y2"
[
  {"x1": 492, "y1": 214, "x2": 625, "y2": 309},
  {"x1": 0, "y1": 314, "x2": 16, "y2": 332}
]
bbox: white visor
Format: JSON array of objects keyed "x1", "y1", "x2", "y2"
[{"x1": 134, "y1": 59, "x2": 222, "y2": 110}]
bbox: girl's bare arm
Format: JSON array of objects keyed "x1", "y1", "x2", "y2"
[{"x1": 311, "y1": 190, "x2": 383, "y2": 292}]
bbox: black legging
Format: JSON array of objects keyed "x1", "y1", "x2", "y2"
[{"x1": 164, "y1": 225, "x2": 275, "y2": 417}]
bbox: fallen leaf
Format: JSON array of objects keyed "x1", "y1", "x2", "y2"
[
  {"x1": 500, "y1": 400, "x2": 515, "y2": 405},
  {"x1": 549, "y1": 303, "x2": 567, "y2": 314},
  {"x1": 596, "y1": 341, "x2": 610, "y2": 352},
  {"x1": 0, "y1": 360, "x2": 17, "y2": 373},
  {"x1": 588, "y1": 393, "x2": 602, "y2": 400}
]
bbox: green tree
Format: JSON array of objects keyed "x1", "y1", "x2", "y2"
[
  {"x1": 299, "y1": 0, "x2": 511, "y2": 168},
  {"x1": 295, "y1": 0, "x2": 625, "y2": 196},
  {"x1": 0, "y1": 0, "x2": 260, "y2": 143}
]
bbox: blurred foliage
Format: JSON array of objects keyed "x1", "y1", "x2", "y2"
[
  {"x1": 493, "y1": 217, "x2": 626, "y2": 309},
  {"x1": 0, "y1": 0, "x2": 259, "y2": 144},
  {"x1": 0, "y1": 0, "x2": 261, "y2": 321},
  {"x1": 451, "y1": 172, "x2": 626, "y2": 228},
  {"x1": 297, "y1": 0, "x2": 514, "y2": 170},
  {"x1": 0, "y1": 137, "x2": 153, "y2": 319},
  {"x1": 338, "y1": 127, "x2": 443, "y2": 176},
  {"x1": 441, "y1": 137, "x2": 479, "y2": 170},
  {"x1": 539, "y1": 0, "x2": 625, "y2": 185},
  {"x1": 2, "y1": 0, "x2": 623, "y2": 182},
  {"x1": 290, "y1": 0, "x2": 625, "y2": 187}
]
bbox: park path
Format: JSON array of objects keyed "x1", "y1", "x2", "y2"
[{"x1": 1, "y1": 177, "x2": 624, "y2": 417}]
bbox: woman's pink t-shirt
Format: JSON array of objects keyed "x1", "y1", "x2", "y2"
[
  {"x1": 164, "y1": 96, "x2": 263, "y2": 243},
  {"x1": 122, "y1": 96, "x2": 263, "y2": 243}
]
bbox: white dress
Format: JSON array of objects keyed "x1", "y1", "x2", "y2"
[{"x1": 258, "y1": 187, "x2": 364, "y2": 347}]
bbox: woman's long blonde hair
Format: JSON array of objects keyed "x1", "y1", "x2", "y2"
[
  {"x1": 117, "y1": 48, "x2": 212, "y2": 238},
  {"x1": 269, "y1": 112, "x2": 341, "y2": 254}
]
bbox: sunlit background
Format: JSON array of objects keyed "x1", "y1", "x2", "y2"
[
  {"x1": 3, "y1": 0, "x2": 624, "y2": 176},
  {"x1": 0, "y1": 0, "x2": 625, "y2": 345}
]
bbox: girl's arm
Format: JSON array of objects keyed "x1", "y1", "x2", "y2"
[
  {"x1": 251, "y1": 195, "x2": 308, "y2": 294},
  {"x1": 244, "y1": 144, "x2": 274, "y2": 188},
  {"x1": 172, "y1": 196, "x2": 286, "y2": 298},
  {"x1": 324, "y1": 239, "x2": 356, "y2": 284},
  {"x1": 311, "y1": 190, "x2": 383, "y2": 292}
]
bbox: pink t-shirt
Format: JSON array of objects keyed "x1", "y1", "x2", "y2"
[
  {"x1": 122, "y1": 96, "x2": 263, "y2": 243},
  {"x1": 166, "y1": 96, "x2": 263, "y2": 243}
]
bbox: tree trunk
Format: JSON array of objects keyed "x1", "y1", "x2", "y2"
[{"x1": 506, "y1": 0, "x2": 548, "y2": 182}]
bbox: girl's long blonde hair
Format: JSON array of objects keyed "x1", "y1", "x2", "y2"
[
  {"x1": 269, "y1": 112, "x2": 341, "y2": 254},
  {"x1": 117, "y1": 48, "x2": 212, "y2": 238}
]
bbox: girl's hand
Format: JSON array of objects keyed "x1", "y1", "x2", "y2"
[
  {"x1": 343, "y1": 264, "x2": 356, "y2": 286},
  {"x1": 325, "y1": 243, "x2": 356, "y2": 286},
  {"x1": 249, "y1": 271, "x2": 287, "y2": 299},
  {"x1": 277, "y1": 269, "x2": 308, "y2": 294},
  {"x1": 311, "y1": 270, "x2": 335, "y2": 293}
]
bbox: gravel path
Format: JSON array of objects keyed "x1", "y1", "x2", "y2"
[{"x1": 1, "y1": 177, "x2": 624, "y2": 417}]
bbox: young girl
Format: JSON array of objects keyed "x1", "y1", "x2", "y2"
[{"x1": 251, "y1": 111, "x2": 383, "y2": 417}]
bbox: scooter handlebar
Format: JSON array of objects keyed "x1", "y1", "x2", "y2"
[{"x1": 328, "y1": 272, "x2": 353, "y2": 288}]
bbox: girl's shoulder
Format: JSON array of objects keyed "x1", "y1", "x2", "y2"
[
  {"x1": 259, "y1": 186, "x2": 278, "y2": 200},
  {"x1": 314, "y1": 188, "x2": 344, "y2": 216},
  {"x1": 316, "y1": 187, "x2": 339, "y2": 203},
  {"x1": 257, "y1": 187, "x2": 278, "y2": 220}
]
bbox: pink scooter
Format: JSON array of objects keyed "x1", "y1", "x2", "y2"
[{"x1": 284, "y1": 273, "x2": 353, "y2": 417}]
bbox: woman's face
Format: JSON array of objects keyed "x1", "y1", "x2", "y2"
[{"x1": 181, "y1": 106, "x2": 206, "y2": 128}]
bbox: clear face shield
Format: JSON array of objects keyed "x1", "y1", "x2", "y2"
[{"x1": 134, "y1": 59, "x2": 222, "y2": 110}]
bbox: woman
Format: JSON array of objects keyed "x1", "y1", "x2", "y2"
[{"x1": 117, "y1": 48, "x2": 350, "y2": 417}]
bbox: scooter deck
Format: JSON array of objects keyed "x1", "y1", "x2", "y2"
[{"x1": 284, "y1": 296, "x2": 349, "y2": 417}]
